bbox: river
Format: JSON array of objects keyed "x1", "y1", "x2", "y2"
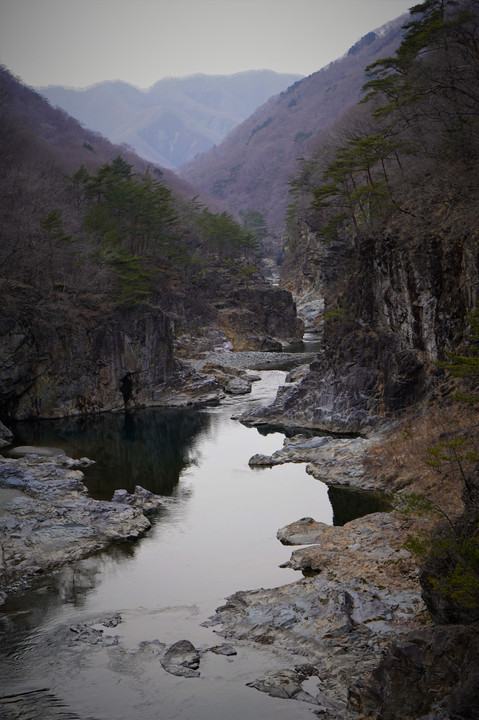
[{"x1": 0, "y1": 368, "x2": 369, "y2": 720}]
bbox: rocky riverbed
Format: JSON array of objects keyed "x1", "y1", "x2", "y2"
[
  {"x1": 0, "y1": 449, "x2": 162, "y2": 603},
  {"x1": 204, "y1": 433, "x2": 429, "y2": 718},
  {"x1": 1, "y1": 353, "x2": 470, "y2": 719}
]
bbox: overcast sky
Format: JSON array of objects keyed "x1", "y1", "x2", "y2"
[{"x1": 0, "y1": 0, "x2": 413, "y2": 89}]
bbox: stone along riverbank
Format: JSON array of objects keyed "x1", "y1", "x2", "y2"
[{"x1": 0, "y1": 355, "x2": 437, "y2": 719}]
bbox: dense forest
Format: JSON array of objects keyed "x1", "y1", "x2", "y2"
[{"x1": 0, "y1": 65, "x2": 262, "y2": 312}]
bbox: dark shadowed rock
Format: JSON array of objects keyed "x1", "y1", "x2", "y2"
[
  {"x1": 0, "y1": 292, "x2": 174, "y2": 421},
  {"x1": 217, "y1": 286, "x2": 304, "y2": 351},
  {"x1": 0, "y1": 420, "x2": 13, "y2": 448},
  {"x1": 350, "y1": 625, "x2": 479, "y2": 720}
]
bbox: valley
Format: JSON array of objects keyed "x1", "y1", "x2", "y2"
[{"x1": 1, "y1": 1, "x2": 478, "y2": 718}]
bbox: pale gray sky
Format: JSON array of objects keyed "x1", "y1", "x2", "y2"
[{"x1": 0, "y1": 0, "x2": 413, "y2": 89}]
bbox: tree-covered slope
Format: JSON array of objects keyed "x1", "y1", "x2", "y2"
[
  {"x1": 0, "y1": 67, "x2": 303, "y2": 420},
  {"x1": 179, "y1": 17, "x2": 407, "y2": 231}
]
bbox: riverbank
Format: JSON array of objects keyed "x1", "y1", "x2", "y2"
[
  {"x1": 0, "y1": 356, "x2": 472, "y2": 719},
  {"x1": 203, "y1": 397, "x2": 473, "y2": 718},
  {"x1": 0, "y1": 451, "x2": 162, "y2": 603}
]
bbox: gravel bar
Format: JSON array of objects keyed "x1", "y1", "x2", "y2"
[{"x1": 189, "y1": 351, "x2": 317, "y2": 372}]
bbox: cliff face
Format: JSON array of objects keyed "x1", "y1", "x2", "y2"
[
  {"x1": 251, "y1": 205, "x2": 479, "y2": 434},
  {"x1": 0, "y1": 289, "x2": 174, "y2": 421},
  {"x1": 0, "y1": 279, "x2": 304, "y2": 422},
  {"x1": 216, "y1": 286, "x2": 304, "y2": 350}
]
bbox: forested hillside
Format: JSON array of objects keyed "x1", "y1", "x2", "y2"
[
  {"x1": 0, "y1": 66, "x2": 263, "y2": 311},
  {"x1": 179, "y1": 16, "x2": 407, "y2": 231},
  {"x1": 39, "y1": 71, "x2": 301, "y2": 169},
  {"x1": 0, "y1": 66, "x2": 303, "y2": 420}
]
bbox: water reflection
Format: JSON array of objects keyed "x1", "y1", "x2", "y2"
[
  {"x1": 328, "y1": 485, "x2": 392, "y2": 526},
  {"x1": 11, "y1": 408, "x2": 211, "y2": 500}
]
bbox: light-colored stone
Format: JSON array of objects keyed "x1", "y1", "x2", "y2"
[{"x1": 0, "y1": 454, "x2": 159, "y2": 601}]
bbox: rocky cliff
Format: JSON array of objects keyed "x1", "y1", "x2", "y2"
[
  {"x1": 0, "y1": 287, "x2": 174, "y2": 421},
  {"x1": 0, "y1": 278, "x2": 304, "y2": 422},
  {"x1": 245, "y1": 202, "x2": 479, "y2": 434}
]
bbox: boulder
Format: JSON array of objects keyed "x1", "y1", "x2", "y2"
[
  {"x1": 277, "y1": 517, "x2": 329, "y2": 546},
  {"x1": 160, "y1": 640, "x2": 201, "y2": 678}
]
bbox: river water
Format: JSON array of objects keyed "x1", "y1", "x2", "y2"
[{"x1": 0, "y1": 369, "x2": 371, "y2": 719}]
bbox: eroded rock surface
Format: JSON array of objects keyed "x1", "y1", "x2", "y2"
[
  {"x1": 160, "y1": 639, "x2": 202, "y2": 677},
  {"x1": 210, "y1": 428, "x2": 430, "y2": 718},
  {"x1": 0, "y1": 454, "x2": 161, "y2": 602},
  {"x1": 249, "y1": 432, "x2": 381, "y2": 491},
  {"x1": 207, "y1": 570, "x2": 424, "y2": 718},
  {"x1": 0, "y1": 294, "x2": 174, "y2": 421}
]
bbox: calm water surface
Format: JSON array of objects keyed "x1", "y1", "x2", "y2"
[{"x1": 2, "y1": 370, "x2": 339, "y2": 720}]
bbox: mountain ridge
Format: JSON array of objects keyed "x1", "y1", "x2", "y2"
[
  {"x1": 38, "y1": 70, "x2": 302, "y2": 169},
  {"x1": 178, "y1": 17, "x2": 407, "y2": 230}
]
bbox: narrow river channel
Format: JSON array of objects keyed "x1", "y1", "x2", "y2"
[{"x1": 1, "y1": 369, "x2": 334, "y2": 720}]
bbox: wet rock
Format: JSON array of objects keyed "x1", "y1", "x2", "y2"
[
  {"x1": 208, "y1": 643, "x2": 237, "y2": 656},
  {"x1": 247, "y1": 667, "x2": 319, "y2": 704},
  {"x1": 112, "y1": 486, "x2": 163, "y2": 515},
  {"x1": 69, "y1": 618, "x2": 121, "y2": 646},
  {"x1": 0, "y1": 455, "x2": 156, "y2": 601},
  {"x1": 98, "y1": 613, "x2": 122, "y2": 628},
  {"x1": 70, "y1": 624, "x2": 105, "y2": 644},
  {"x1": 160, "y1": 639, "x2": 201, "y2": 678}
]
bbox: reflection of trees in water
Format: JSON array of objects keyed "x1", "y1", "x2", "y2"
[
  {"x1": 11, "y1": 409, "x2": 212, "y2": 499},
  {"x1": 328, "y1": 486, "x2": 392, "y2": 526}
]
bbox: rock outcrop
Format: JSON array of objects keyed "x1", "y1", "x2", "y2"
[
  {"x1": 207, "y1": 539, "x2": 423, "y2": 718},
  {"x1": 0, "y1": 289, "x2": 174, "y2": 421},
  {"x1": 250, "y1": 207, "x2": 479, "y2": 435},
  {"x1": 216, "y1": 286, "x2": 304, "y2": 351},
  {"x1": 0, "y1": 452, "x2": 162, "y2": 602}
]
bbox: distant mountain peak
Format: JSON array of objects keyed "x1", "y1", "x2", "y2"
[{"x1": 39, "y1": 71, "x2": 302, "y2": 169}]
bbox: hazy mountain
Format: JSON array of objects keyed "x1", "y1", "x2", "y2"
[
  {"x1": 38, "y1": 71, "x2": 302, "y2": 169},
  {"x1": 178, "y1": 18, "x2": 407, "y2": 231}
]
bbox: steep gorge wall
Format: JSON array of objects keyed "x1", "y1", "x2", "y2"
[
  {"x1": 259, "y1": 208, "x2": 479, "y2": 434},
  {"x1": 0, "y1": 289, "x2": 174, "y2": 421}
]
